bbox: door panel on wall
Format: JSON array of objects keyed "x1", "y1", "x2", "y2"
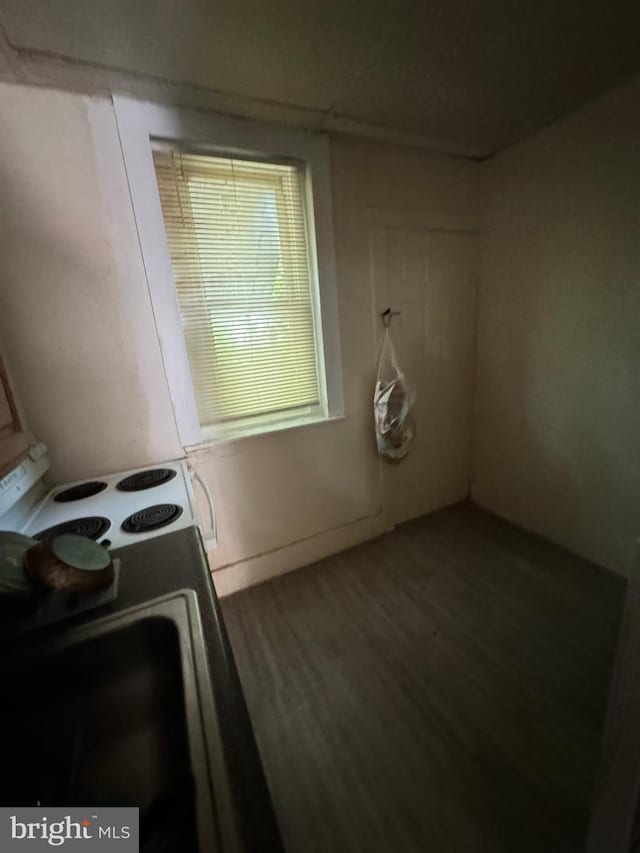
[
  {"x1": 0, "y1": 356, "x2": 30, "y2": 478},
  {"x1": 369, "y1": 214, "x2": 479, "y2": 526}
]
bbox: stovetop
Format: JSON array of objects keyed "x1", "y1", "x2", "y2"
[{"x1": 21, "y1": 462, "x2": 198, "y2": 551}]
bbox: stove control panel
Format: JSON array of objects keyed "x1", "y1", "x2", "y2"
[{"x1": 0, "y1": 446, "x2": 49, "y2": 518}]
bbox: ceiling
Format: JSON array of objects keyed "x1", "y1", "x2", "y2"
[{"x1": 1, "y1": 0, "x2": 639, "y2": 157}]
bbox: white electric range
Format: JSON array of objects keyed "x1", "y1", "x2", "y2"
[
  {"x1": 0, "y1": 450, "x2": 215, "y2": 630},
  {"x1": 0, "y1": 452, "x2": 211, "y2": 551}
]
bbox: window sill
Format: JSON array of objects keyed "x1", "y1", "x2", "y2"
[{"x1": 185, "y1": 412, "x2": 345, "y2": 451}]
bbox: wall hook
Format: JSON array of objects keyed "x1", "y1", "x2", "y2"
[{"x1": 380, "y1": 307, "x2": 401, "y2": 328}]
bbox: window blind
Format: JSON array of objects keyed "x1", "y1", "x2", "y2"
[{"x1": 152, "y1": 149, "x2": 321, "y2": 428}]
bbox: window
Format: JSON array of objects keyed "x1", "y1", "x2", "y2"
[
  {"x1": 153, "y1": 150, "x2": 322, "y2": 431},
  {"x1": 113, "y1": 97, "x2": 343, "y2": 446}
]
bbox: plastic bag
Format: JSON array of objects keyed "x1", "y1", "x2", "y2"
[{"x1": 374, "y1": 326, "x2": 415, "y2": 461}]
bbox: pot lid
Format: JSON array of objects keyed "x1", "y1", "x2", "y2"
[{"x1": 51, "y1": 534, "x2": 111, "y2": 572}]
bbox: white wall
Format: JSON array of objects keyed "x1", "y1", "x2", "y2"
[
  {"x1": 0, "y1": 84, "x2": 182, "y2": 481},
  {"x1": 0, "y1": 80, "x2": 481, "y2": 593},
  {"x1": 473, "y1": 75, "x2": 640, "y2": 577}
]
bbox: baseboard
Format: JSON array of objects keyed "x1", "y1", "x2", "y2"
[{"x1": 209, "y1": 512, "x2": 385, "y2": 597}]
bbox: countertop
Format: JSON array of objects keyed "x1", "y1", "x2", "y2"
[{"x1": 2, "y1": 526, "x2": 284, "y2": 853}]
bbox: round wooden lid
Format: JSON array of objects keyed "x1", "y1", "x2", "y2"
[{"x1": 51, "y1": 534, "x2": 111, "y2": 571}]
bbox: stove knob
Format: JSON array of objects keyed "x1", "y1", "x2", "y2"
[{"x1": 29, "y1": 442, "x2": 48, "y2": 461}]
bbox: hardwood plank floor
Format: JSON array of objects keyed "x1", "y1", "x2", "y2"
[{"x1": 221, "y1": 502, "x2": 626, "y2": 853}]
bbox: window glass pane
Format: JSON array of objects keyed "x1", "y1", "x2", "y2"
[{"x1": 153, "y1": 151, "x2": 321, "y2": 427}]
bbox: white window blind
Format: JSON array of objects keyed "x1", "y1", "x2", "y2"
[{"x1": 152, "y1": 149, "x2": 321, "y2": 429}]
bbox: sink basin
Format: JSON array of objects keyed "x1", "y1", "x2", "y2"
[{"x1": 0, "y1": 590, "x2": 239, "y2": 852}]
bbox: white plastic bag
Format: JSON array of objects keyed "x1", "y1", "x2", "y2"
[{"x1": 374, "y1": 326, "x2": 415, "y2": 461}]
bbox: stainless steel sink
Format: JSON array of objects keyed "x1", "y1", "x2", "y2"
[{"x1": 0, "y1": 590, "x2": 239, "y2": 852}]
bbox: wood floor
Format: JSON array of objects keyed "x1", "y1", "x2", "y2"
[{"x1": 221, "y1": 503, "x2": 626, "y2": 853}]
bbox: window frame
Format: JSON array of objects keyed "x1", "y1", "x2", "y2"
[{"x1": 113, "y1": 96, "x2": 343, "y2": 447}]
